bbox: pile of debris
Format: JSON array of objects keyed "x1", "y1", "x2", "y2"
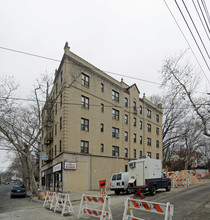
[{"x1": 169, "y1": 170, "x2": 199, "y2": 184}]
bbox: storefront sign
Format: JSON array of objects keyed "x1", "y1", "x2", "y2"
[
  {"x1": 64, "y1": 162, "x2": 77, "y2": 170},
  {"x1": 41, "y1": 154, "x2": 48, "y2": 160},
  {"x1": 53, "y1": 163, "x2": 62, "y2": 172}
]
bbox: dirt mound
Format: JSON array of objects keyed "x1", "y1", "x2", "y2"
[{"x1": 169, "y1": 170, "x2": 199, "y2": 184}]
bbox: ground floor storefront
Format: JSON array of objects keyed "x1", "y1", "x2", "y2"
[{"x1": 41, "y1": 152, "x2": 130, "y2": 192}]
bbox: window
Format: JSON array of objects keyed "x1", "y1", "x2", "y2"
[
  {"x1": 59, "y1": 140, "x2": 62, "y2": 152},
  {"x1": 101, "y1": 144, "x2": 104, "y2": 152},
  {"x1": 147, "y1": 138, "x2": 151, "y2": 146},
  {"x1": 140, "y1": 151, "x2": 142, "y2": 157},
  {"x1": 101, "y1": 123, "x2": 104, "y2": 132},
  {"x1": 156, "y1": 153, "x2": 159, "y2": 159},
  {"x1": 133, "y1": 117, "x2": 136, "y2": 126},
  {"x1": 55, "y1": 124, "x2": 57, "y2": 136},
  {"x1": 55, "y1": 145, "x2": 57, "y2": 156},
  {"x1": 60, "y1": 94, "x2": 62, "y2": 107},
  {"x1": 81, "y1": 118, "x2": 89, "y2": 131},
  {"x1": 81, "y1": 73, "x2": 89, "y2": 87},
  {"x1": 124, "y1": 97, "x2": 128, "y2": 107},
  {"x1": 112, "y1": 146, "x2": 119, "y2": 156},
  {"x1": 156, "y1": 127, "x2": 159, "y2": 135},
  {"x1": 81, "y1": 96, "x2": 89, "y2": 109},
  {"x1": 133, "y1": 101, "x2": 137, "y2": 112},
  {"x1": 147, "y1": 152, "x2": 151, "y2": 158},
  {"x1": 147, "y1": 109, "x2": 151, "y2": 118},
  {"x1": 60, "y1": 117, "x2": 62, "y2": 130},
  {"x1": 101, "y1": 83, "x2": 104, "y2": 92},
  {"x1": 125, "y1": 114, "x2": 128, "y2": 124},
  {"x1": 156, "y1": 140, "x2": 159, "y2": 148},
  {"x1": 147, "y1": 123, "x2": 151, "y2": 132},
  {"x1": 133, "y1": 149, "x2": 136, "y2": 158},
  {"x1": 112, "y1": 90, "x2": 119, "y2": 102},
  {"x1": 140, "y1": 136, "x2": 142, "y2": 144},
  {"x1": 140, "y1": 121, "x2": 142, "y2": 129},
  {"x1": 112, "y1": 127, "x2": 119, "y2": 138},
  {"x1": 81, "y1": 141, "x2": 89, "y2": 153},
  {"x1": 101, "y1": 103, "x2": 104, "y2": 112},
  {"x1": 125, "y1": 131, "x2": 128, "y2": 141},
  {"x1": 112, "y1": 109, "x2": 119, "y2": 120},
  {"x1": 140, "y1": 106, "x2": 142, "y2": 114},
  {"x1": 156, "y1": 114, "x2": 159, "y2": 122},
  {"x1": 133, "y1": 133, "x2": 136, "y2": 143},
  {"x1": 125, "y1": 148, "x2": 128, "y2": 157}
]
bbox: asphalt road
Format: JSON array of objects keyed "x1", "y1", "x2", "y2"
[{"x1": 0, "y1": 181, "x2": 210, "y2": 220}]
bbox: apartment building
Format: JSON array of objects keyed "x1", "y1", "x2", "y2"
[{"x1": 40, "y1": 42, "x2": 162, "y2": 192}]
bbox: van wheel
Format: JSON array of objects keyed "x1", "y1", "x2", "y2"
[
  {"x1": 115, "y1": 190, "x2": 120, "y2": 195},
  {"x1": 150, "y1": 186, "x2": 156, "y2": 196}
]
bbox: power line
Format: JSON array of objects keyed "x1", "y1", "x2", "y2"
[
  {"x1": 163, "y1": 0, "x2": 210, "y2": 85},
  {"x1": 182, "y1": 0, "x2": 210, "y2": 59},
  {"x1": 174, "y1": 0, "x2": 210, "y2": 72},
  {"x1": 192, "y1": 0, "x2": 210, "y2": 41},
  {"x1": 201, "y1": 0, "x2": 210, "y2": 24},
  {"x1": 197, "y1": 0, "x2": 210, "y2": 33}
]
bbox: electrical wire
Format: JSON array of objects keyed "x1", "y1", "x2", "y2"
[
  {"x1": 192, "y1": 0, "x2": 210, "y2": 41},
  {"x1": 163, "y1": 0, "x2": 210, "y2": 85},
  {"x1": 197, "y1": 0, "x2": 210, "y2": 33},
  {"x1": 174, "y1": 0, "x2": 210, "y2": 72},
  {"x1": 182, "y1": 0, "x2": 210, "y2": 59},
  {"x1": 201, "y1": 0, "x2": 210, "y2": 24}
]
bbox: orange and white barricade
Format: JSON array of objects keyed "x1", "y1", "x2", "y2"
[
  {"x1": 172, "y1": 178, "x2": 190, "y2": 188},
  {"x1": 122, "y1": 198, "x2": 174, "y2": 220},
  {"x1": 43, "y1": 191, "x2": 57, "y2": 210},
  {"x1": 78, "y1": 194, "x2": 113, "y2": 220},
  {"x1": 54, "y1": 193, "x2": 74, "y2": 216},
  {"x1": 99, "y1": 180, "x2": 107, "y2": 195}
]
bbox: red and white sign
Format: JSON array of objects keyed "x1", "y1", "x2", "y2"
[{"x1": 64, "y1": 162, "x2": 77, "y2": 170}]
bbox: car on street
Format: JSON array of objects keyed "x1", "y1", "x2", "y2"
[{"x1": 10, "y1": 184, "x2": 26, "y2": 198}]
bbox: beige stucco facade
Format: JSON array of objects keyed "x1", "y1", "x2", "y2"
[{"x1": 40, "y1": 42, "x2": 163, "y2": 192}]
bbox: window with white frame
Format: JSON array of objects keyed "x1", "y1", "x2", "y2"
[
  {"x1": 101, "y1": 83, "x2": 104, "y2": 92},
  {"x1": 140, "y1": 120, "x2": 142, "y2": 129},
  {"x1": 101, "y1": 103, "x2": 104, "y2": 112},
  {"x1": 140, "y1": 136, "x2": 142, "y2": 144},
  {"x1": 133, "y1": 149, "x2": 136, "y2": 158},
  {"x1": 133, "y1": 117, "x2": 136, "y2": 126},
  {"x1": 156, "y1": 153, "x2": 159, "y2": 159},
  {"x1": 125, "y1": 148, "x2": 128, "y2": 157},
  {"x1": 101, "y1": 144, "x2": 104, "y2": 152},
  {"x1": 101, "y1": 123, "x2": 104, "y2": 132},
  {"x1": 156, "y1": 114, "x2": 159, "y2": 122},
  {"x1": 156, "y1": 127, "x2": 159, "y2": 135},
  {"x1": 156, "y1": 140, "x2": 159, "y2": 148}
]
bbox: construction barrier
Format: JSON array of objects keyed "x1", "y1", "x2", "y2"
[
  {"x1": 54, "y1": 193, "x2": 74, "y2": 216},
  {"x1": 172, "y1": 178, "x2": 190, "y2": 188},
  {"x1": 122, "y1": 198, "x2": 174, "y2": 220},
  {"x1": 43, "y1": 191, "x2": 57, "y2": 210},
  {"x1": 99, "y1": 180, "x2": 107, "y2": 195},
  {"x1": 78, "y1": 194, "x2": 113, "y2": 220}
]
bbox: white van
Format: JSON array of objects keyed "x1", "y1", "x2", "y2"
[{"x1": 110, "y1": 172, "x2": 129, "y2": 195}]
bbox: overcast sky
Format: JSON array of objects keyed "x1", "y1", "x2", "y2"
[{"x1": 0, "y1": 0, "x2": 209, "y2": 171}]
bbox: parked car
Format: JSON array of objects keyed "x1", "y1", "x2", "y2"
[
  {"x1": 10, "y1": 184, "x2": 26, "y2": 198},
  {"x1": 110, "y1": 172, "x2": 129, "y2": 195}
]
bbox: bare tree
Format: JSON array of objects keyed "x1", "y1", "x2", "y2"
[
  {"x1": 0, "y1": 74, "x2": 51, "y2": 195},
  {"x1": 160, "y1": 54, "x2": 210, "y2": 137}
]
